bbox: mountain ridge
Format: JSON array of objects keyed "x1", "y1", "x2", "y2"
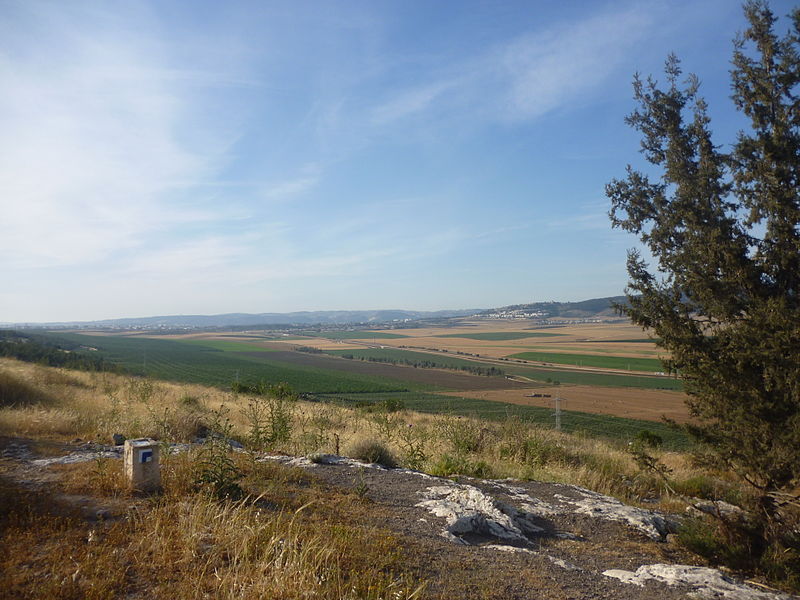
[{"x1": 2, "y1": 295, "x2": 628, "y2": 329}]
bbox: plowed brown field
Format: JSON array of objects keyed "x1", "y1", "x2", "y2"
[{"x1": 441, "y1": 385, "x2": 690, "y2": 423}]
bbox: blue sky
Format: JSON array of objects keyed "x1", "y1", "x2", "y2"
[{"x1": 1, "y1": 0, "x2": 796, "y2": 322}]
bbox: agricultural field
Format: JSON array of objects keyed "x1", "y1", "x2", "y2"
[
  {"x1": 301, "y1": 330, "x2": 409, "y2": 340},
  {"x1": 315, "y1": 391, "x2": 689, "y2": 449},
  {"x1": 48, "y1": 333, "x2": 411, "y2": 394},
  {"x1": 325, "y1": 347, "x2": 496, "y2": 370},
  {"x1": 238, "y1": 349, "x2": 523, "y2": 392},
  {"x1": 507, "y1": 351, "x2": 664, "y2": 373},
  {"x1": 434, "y1": 331, "x2": 564, "y2": 341},
  {"x1": 38, "y1": 318, "x2": 689, "y2": 446},
  {"x1": 442, "y1": 386, "x2": 690, "y2": 425},
  {"x1": 367, "y1": 321, "x2": 660, "y2": 361},
  {"x1": 503, "y1": 363, "x2": 683, "y2": 390},
  {"x1": 320, "y1": 346, "x2": 681, "y2": 390}
]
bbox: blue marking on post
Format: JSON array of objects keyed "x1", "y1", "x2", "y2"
[{"x1": 140, "y1": 449, "x2": 153, "y2": 464}]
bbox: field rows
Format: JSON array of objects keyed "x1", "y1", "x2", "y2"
[
  {"x1": 51, "y1": 334, "x2": 409, "y2": 393},
  {"x1": 316, "y1": 391, "x2": 689, "y2": 449},
  {"x1": 508, "y1": 351, "x2": 665, "y2": 373},
  {"x1": 42, "y1": 324, "x2": 690, "y2": 447}
]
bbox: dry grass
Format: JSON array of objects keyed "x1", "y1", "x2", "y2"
[
  {"x1": 0, "y1": 357, "x2": 726, "y2": 507},
  {"x1": 2, "y1": 358, "x2": 775, "y2": 597},
  {"x1": 0, "y1": 456, "x2": 426, "y2": 600},
  {"x1": 0, "y1": 369, "x2": 53, "y2": 408}
]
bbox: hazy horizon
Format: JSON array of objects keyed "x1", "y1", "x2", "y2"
[
  {"x1": 3, "y1": 1, "x2": 794, "y2": 322},
  {"x1": 2, "y1": 293, "x2": 627, "y2": 325}
]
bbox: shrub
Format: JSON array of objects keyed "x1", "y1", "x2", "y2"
[
  {"x1": 179, "y1": 394, "x2": 203, "y2": 409},
  {"x1": 382, "y1": 398, "x2": 405, "y2": 412},
  {"x1": 672, "y1": 475, "x2": 717, "y2": 500},
  {"x1": 429, "y1": 454, "x2": 493, "y2": 479},
  {"x1": 34, "y1": 367, "x2": 87, "y2": 388},
  {"x1": 348, "y1": 439, "x2": 397, "y2": 468},
  {"x1": 194, "y1": 406, "x2": 243, "y2": 500},
  {"x1": 437, "y1": 416, "x2": 485, "y2": 454},
  {"x1": 499, "y1": 433, "x2": 575, "y2": 467},
  {"x1": 241, "y1": 382, "x2": 297, "y2": 451},
  {"x1": 397, "y1": 423, "x2": 428, "y2": 471},
  {"x1": 0, "y1": 371, "x2": 49, "y2": 407},
  {"x1": 635, "y1": 429, "x2": 663, "y2": 448}
]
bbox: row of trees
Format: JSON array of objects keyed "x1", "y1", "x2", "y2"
[
  {"x1": 0, "y1": 330, "x2": 123, "y2": 373},
  {"x1": 338, "y1": 353, "x2": 505, "y2": 377}
]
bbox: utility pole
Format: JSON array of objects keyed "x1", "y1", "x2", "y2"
[{"x1": 554, "y1": 394, "x2": 561, "y2": 431}]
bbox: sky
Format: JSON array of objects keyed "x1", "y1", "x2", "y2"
[{"x1": 1, "y1": 0, "x2": 797, "y2": 322}]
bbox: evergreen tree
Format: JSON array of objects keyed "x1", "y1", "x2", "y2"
[{"x1": 607, "y1": 0, "x2": 800, "y2": 529}]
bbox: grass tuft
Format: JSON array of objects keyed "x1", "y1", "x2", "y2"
[
  {"x1": 348, "y1": 439, "x2": 398, "y2": 468},
  {"x1": 0, "y1": 370, "x2": 51, "y2": 407}
]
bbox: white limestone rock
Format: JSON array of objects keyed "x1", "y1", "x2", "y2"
[
  {"x1": 31, "y1": 449, "x2": 121, "y2": 466},
  {"x1": 417, "y1": 483, "x2": 543, "y2": 545},
  {"x1": 491, "y1": 481, "x2": 560, "y2": 516},
  {"x1": 554, "y1": 487, "x2": 669, "y2": 540},
  {"x1": 603, "y1": 564, "x2": 796, "y2": 599}
]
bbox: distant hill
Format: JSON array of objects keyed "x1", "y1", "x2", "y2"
[
  {"x1": 4, "y1": 309, "x2": 482, "y2": 330},
  {"x1": 482, "y1": 296, "x2": 628, "y2": 319},
  {"x1": 2, "y1": 295, "x2": 630, "y2": 330}
]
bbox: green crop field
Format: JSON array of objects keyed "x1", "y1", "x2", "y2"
[
  {"x1": 46, "y1": 333, "x2": 414, "y2": 394},
  {"x1": 435, "y1": 331, "x2": 564, "y2": 341},
  {"x1": 328, "y1": 347, "x2": 682, "y2": 391},
  {"x1": 299, "y1": 330, "x2": 409, "y2": 340},
  {"x1": 503, "y1": 363, "x2": 682, "y2": 390},
  {"x1": 178, "y1": 339, "x2": 278, "y2": 353},
  {"x1": 505, "y1": 365, "x2": 681, "y2": 390},
  {"x1": 586, "y1": 338, "x2": 660, "y2": 344},
  {"x1": 32, "y1": 332, "x2": 687, "y2": 448},
  {"x1": 215, "y1": 334, "x2": 307, "y2": 341},
  {"x1": 508, "y1": 351, "x2": 665, "y2": 373},
  {"x1": 325, "y1": 346, "x2": 682, "y2": 390},
  {"x1": 326, "y1": 347, "x2": 485, "y2": 369},
  {"x1": 317, "y1": 391, "x2": 689, "y2": 450},
  {"x1": 520, "y1": 345, "x2": 659, "y2": 356}
]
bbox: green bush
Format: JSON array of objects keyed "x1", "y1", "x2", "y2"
[
  {"x1": 194, "y1": 406, "x2": 243, "y2": 500},
  {"x1": 499, "y1": 434, "x2": 575, "y2": 467},
  {"x1": 634, "y1": 429, "x2": 663, "y2": 448},
  {"x1": 678, "y1": 512, "x2": 800, "y2": 592},
  {"x1": 429, "y1": 454, "x2": 493, "y2": 479},
  {"x1": 348, "y1": 439, "x2": 397, "y2": 468},
  {"x1": 437, "y1": 416, "x2": 485, "y2": 454},
  {"x1": 672, "y1": 475, "x2": 716, "y2": 499},
  {"x1": 241, "y1": 382, "x2": 296, "y2": 451},
  {"x1": 382, "y1": 398, "x2": 405, "y2": 413}
]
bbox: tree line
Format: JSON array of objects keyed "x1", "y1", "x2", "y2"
[
  {"x1": 0, "y1": 330, "x2": 123, "y2": 373},
  {"x1": 339, "y1": 353, "x2": 505, "y2": 377}
]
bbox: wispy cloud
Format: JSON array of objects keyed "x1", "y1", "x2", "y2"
[
  {"x1": 547, "y1": 201, "x2": 614, "y2": 231},
  {"x1": 496, "y1": 7, "x2": 652, "y2": 120},
  {"x1": 261, "y1": 164, "x2": 321, "y2": 201},
  {"x1": 370, "y1": 80, "x2": 457, "y2": 125},
  {"x1": 363, "y1": 3, "x2": 654, "y2": 131},
  {"x1": 0, "y1": 3, "x2": 248, "y2": 270}
]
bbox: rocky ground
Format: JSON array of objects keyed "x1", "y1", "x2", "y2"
[{"x1": 1, "y1": 436, "x2": 797, "y2": 600}]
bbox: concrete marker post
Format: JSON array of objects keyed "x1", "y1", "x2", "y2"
[{"x1": 124, "y1": 438, "x2": 161, "y2": 493}]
